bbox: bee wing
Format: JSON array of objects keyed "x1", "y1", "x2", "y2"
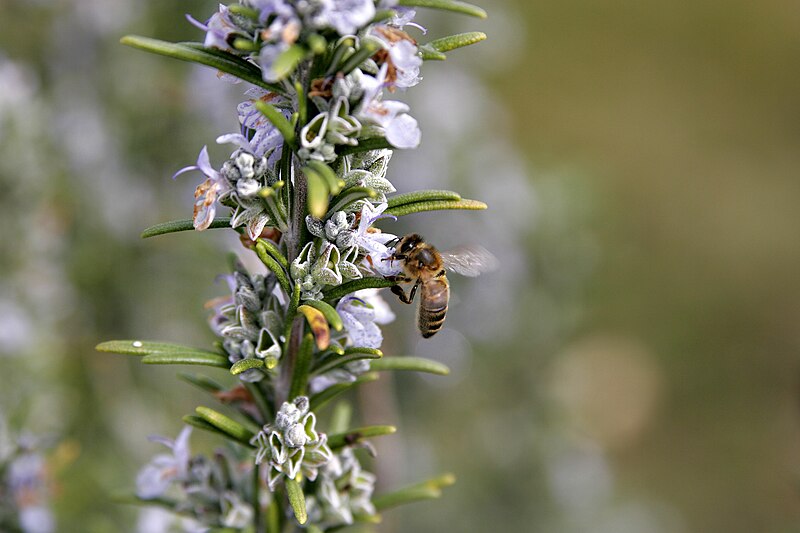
[{"x1": 440, "y1": 245, "x2": 499, "y2": 277}]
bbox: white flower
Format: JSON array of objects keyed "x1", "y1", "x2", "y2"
[
  {"x1": 258, "y1": 41, "x2": 291, "y2": 83},
  {"x1": 221, "y1": 491, "x2": 254, "y2": 528},
  {"x1": 316, "y1": 0, "x2": 376, "y2": 35},
  {"x1": 354, "y1": 288, "x2": 395, "y2": 325},
  {"x1": 351, "y1": 202, "x2": 402, "y2": 277},
  {"x1": 186, "y1": 5, "x2": 242, "y2": 52},
  {"x1": 136, "y1": 427, "x2": 192, "y2": 499},
  {"x1": 305, "y1": 448, "x2": 376, "y2": 528},
  {"x1": 356, "y1": 65, "x2": 421, "y2": 149},
  {"x1": 172, "y1": 146, "x2": 229, "y2": 231},
  {"x1": 235, "y1": 87, "x2": 289, "y2": 163},
  {"x1": 252, "y1": 397, "x2": 332, "y2": 490},
  {"x1": 371, "y1": 26, "x2": 423, "y2": 89},
  {"x1": 336, "y1": 295, "x2": 383, "y2": 348},
  {"x1": 19, "y1": 505, "x2": 55, "y2": 533}
]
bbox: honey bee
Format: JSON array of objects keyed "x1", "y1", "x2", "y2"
[{"x1": 386, "y1": 234, "x2": 498, "y2": 338}]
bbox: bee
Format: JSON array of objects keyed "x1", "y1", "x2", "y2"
[{"x1": 386, "y1": 234, "x2": 498, "y2": 338}]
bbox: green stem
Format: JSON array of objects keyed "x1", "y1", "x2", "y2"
[
  {"x1": 252, "y1": 464, "x2": 262, "y2": 532},
  {"x1": 278, "y1": 317, "x2": 304, "y2": 408},
  {"x1": 289, "y1": 158, "x2": 307, "y2": 264}
]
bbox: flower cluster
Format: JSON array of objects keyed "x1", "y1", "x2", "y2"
[
  {"x1": 113, "y1": 0, "x2": 489, "y2": 530},
  {"x1": 136, "y1": 427, "x2": 255, "y2": 529},
  {"x1": 176, "y1": 1, "x2": 431, "y2": 236},
  {"x1": 175, "y1": 140, "x2": 288, "y2": 238},
  {"x1": 305, "y1": 447, "x2": 376, "y2": 528},
  {"x1": 209, "y1": 259, "x2": 284, "y2": 381},
  {"x1": 0, "y1": 434, "x2": 55, "y2": 533},
  {"x1": 251, "y1": 396, "x2": 332, "y2": 490}
]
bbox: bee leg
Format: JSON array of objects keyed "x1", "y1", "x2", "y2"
[{"x1": 391, "y1": 282, "x2": 417, "y2": 304}]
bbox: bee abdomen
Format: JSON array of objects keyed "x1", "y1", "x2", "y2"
[
  {"x1": 420, "y1": 311, "x2": 446, "y2": 338},
  {"x1": 418, "y1": 279, "x2": 449, "y2": 338}
]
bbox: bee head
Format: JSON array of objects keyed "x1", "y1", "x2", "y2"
[{"x1": 398, "y1": 234, "x2": 424, "y2": 255}]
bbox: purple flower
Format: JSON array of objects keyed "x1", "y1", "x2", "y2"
[
  {"x1": 249, "y1": 0, "x2": 297, "y2": 25},
  {"x1": 371, "y1": 26, "x2": 423, "y2": 89},
  {"x1": 336, "y1": 294, "x2": 388, "y2": 349},
  {"x1": 186, "y1": 5, "x2": 242, "y2": 52},
  {"x1": 173, "y1": 146, "x2": 229, "y2": 231},
  {"x1": 352, "y1": 202, "x2": 402, "y2": 276},
  {"x1": 236, "y1": 87, "x2": 287, "y2": 161},
  {"x1": 356, "y1": 65, "x2": 421, "y2": 149},
  {"x1": 258, "y1": 41, "x2": 292, "y2": 83},
  {"x1": 316, "y1": 0, "x2": 376, "y2": 35},
  {"x1": 136, "y1": 427, "x2": 192, "y2": 499}
]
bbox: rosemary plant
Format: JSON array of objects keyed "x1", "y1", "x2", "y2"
[{"x1": 98, "y1": 1, "x2": 489, "y2": 530}]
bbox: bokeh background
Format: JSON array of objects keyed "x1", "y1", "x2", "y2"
[{"x1": 2, "y1": 0, "x2": 800, "y2": 531}]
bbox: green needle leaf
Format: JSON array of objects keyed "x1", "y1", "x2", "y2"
[
  {"x1": 96, "y1": 340, "x2": 220, "y2": 356},
  {"x1": 256, "y1": 241, "x2": 292, "y2": 296},
  {"x1": 384, "y1": 198, "x2": 487, "y2": 217},
  {"x1": 195, "y1": 406, "x2": 255, "y2": 446},
  {"x1": 309, "y1": 373, "x2": 379, "y2": 411},
  {"x1": 140, "y1": 217, "x2": 232, "y2": 238},
  {"x1": 398, "y1": 0, "x2": 487, "y2": 19},
  {"x1": 120, "y1": 36, "x2": 283, "y2": 93},
  {"x1": 178, "y1": 373, "x2": 225, "y2": 393},
  {"x1": 428, "y1": 31, "x2": 487, "y2": 53},
  {"x1": 271, "y1": 44, "x2": 307, "y2": 81},
  {"x1": 328, "y1": 425, "x2": 397, "y2": 449},
  {"x1": 230, "y1": 358, "x2": 266, "y2": 375},
  {"x1": 386, "y1": 190, "x2": 462, "y2": 208},
  {"x1": 302, "y1": 300, "x2": 343, "y2": 331},
  {"x1": 337, "y1": 137, "x2": 393, "y2": 156},
  {"x1": 325, "y1": 186, "x2": 379, "y2": 218},
  {"x1": 183, "y1": 415, "x2": 234, "y2": 441},
  {"x1": 306, "y1": 161, "x2": 345, "y2": 195},
  {"x1": 323, "y1": 278, "x2": 396, "y2": 302},
  {"x1": 419, "y1": 43, "x2": 447, "y2": 61},
  {"x1": 141, "y1": 353, "x2": 231, "y2": 368},
  {"x1": 373, "y1": 473, "x2": 456, "y2": 511},
  {"x1": 227, "y1": 4, "x2": 259, "y2": 19},
  {"x1": 371, "y1": 356, "x2": 450, "y2": 375},
  {"x1": 306, "y1": 168, "x2": 330, "y2": 219},
  {"x1": 339, "y1": 37, "x2": 382, "y2": 75},
  {"x1": 285, "y1": 477, "x2": 308, "y2": 525},
  {"x1": 297, "y1": 305, "x2": 331, "y2": 350},
  {"x1": 255, "y1": 100, "x2": 296, "y2": 146},
  {"x1": 255, "y1": 239, "x2": 289, "y2": 271},
  {"x1": 313, "y1": 347, "x2": 382, "y2": 376}
]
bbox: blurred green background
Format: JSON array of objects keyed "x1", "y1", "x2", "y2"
[{"x1": 1, "y1": 1, "x2": 799, "y2": 532}]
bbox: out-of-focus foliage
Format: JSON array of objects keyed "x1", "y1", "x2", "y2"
[{"x1": 0, "y1": 0, "x2": 799, "y2": 532}]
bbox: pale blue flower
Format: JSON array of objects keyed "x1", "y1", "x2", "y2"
[
  {"x1": 18, "y1": 506, "x2": 54, "y2": 533},
  {"x1": 221, "y1": 491, "x2": 254, "y2": 528},
  {"x1": 316, "y1": 0, "x2": 376, "y2": 35},
  {"x1": 186, "y1": 5, "x2": 243, "y2": 52},
  {"x1": 305, "y1": 448, "x2": 376, "y2": 529},
  {"x1": 251, "y1": 397, "x2": 332, "y2": 490},
  {"x1": 236, "y1": 88, "x2": 287, "y2": 161},
  {"x1": 336, "y1": 295, "x2": 383, "y2": 348},
  {"x1": 356, "y1": 65, "x2": 421, "y2": 149},
  {"x1": 258, "y1": 41, "x2": 292, "y2": 83},
  {"x1": 172, "y1": 146, "x2": 229, "y2": 231},
  {"x1": 351, "y1": 202, "x2": 402, "y2": 276},
  {"x1": 371, "y1": 26, "x2": 423, "y2": 89},
  {"x1": 136, "y1": 427, "x2": 192, "y2": 499}
]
